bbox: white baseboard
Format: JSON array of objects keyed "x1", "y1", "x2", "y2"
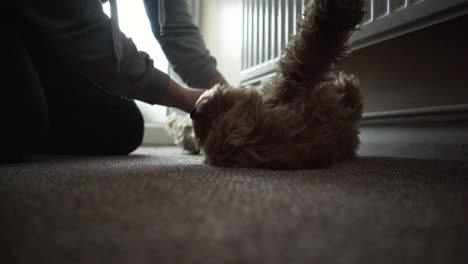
[
  {"x1": 141, "y1": 123, "x2": 174, "y2": 146},
  {"x1": 359, "y1": 104, "x2": 468, "y2": 160},
  {"x1": 359, "y1": 123, "x2": 468, "y2": 160}
]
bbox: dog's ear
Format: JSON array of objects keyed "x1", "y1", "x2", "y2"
[
  {"x1": 194, "y1": 85, "x2": 236, "y2": 120},
  {"x1": 192, "y1": 84, "x2": 236, "y2": 145}
]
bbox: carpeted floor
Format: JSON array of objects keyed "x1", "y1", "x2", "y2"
[{"x1": 0, "y1": 147, "x2": 466, "y2": 263}]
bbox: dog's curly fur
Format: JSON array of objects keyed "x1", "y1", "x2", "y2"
[
  {"x1": 170, "y1": 0, "x2": 365, "y2": 169},
  {"x1": 166, "y1": 113, "x2": 200, "y2": 154}
]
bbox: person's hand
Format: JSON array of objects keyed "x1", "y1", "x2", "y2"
[
  {"x1": 206, "y1": 74, "x2": 228, "y2": 88},
  {"x1": 154, "y1": 79, "x2": 205, "y2": 113},
  {"x1": 179, "y1": 86, "x2": 206, "y2": 112},
  {"x1": 156, "y1": 74, "x2": 228, "y2": 113},
  {"x1": 154, "y1": 74, "x2": 229, "y2": 113}
]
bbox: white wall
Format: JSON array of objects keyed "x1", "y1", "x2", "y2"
[{"x1": 199, "y1": 0, "x2": 243, "y2": 86}]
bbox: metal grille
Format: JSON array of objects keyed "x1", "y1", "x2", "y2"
[
  {"x1": 241, "y1": 0, "x2": 468, "y2": 84},
  {"x1": 242, "y1": 0, "x2": 307, "y2": 71}
]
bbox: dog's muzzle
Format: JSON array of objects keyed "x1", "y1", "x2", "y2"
[{"x1": 190, "y1": 107, "x2": 199, "y2": 120}]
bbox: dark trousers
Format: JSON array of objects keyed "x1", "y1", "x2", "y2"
[{"x1": 0, "y1": 8, "x2": 144, "y2": 162}]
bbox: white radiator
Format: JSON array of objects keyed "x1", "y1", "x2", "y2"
[{"x1": 241, "y1": 0, "x2": 468, "y2": 84}]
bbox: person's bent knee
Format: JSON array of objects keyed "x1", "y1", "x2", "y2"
[{"x1": 112, "y1": 101, "x2": 145, "y2": 155}]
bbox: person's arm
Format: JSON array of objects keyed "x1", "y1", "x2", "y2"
[
  {"x1": 14, "y1": 0, "x2": 200, "y2": 112},
  {"x1": 143, "y1": 0, "x2": 228, "y2": 89},
  {"x1": 154, "y1": 79, "x2": 205, "y2": 112}
]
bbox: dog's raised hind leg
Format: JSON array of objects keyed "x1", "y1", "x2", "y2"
[{"x1": 276, "y1": 0, "x2": 365, "y2": 101}]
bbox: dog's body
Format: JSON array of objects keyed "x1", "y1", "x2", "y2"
[{"x1": 168, "y1": 0, "x2": 365, "y2": 169}]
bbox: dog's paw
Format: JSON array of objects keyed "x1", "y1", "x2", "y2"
[
  {"x1": 334, "y1": 71, "x2": 363, "y2": 120},
  {"x1": 322, "y1": 0, "x2": 365, "y2": 14},
  {"x1": 313, "y1": 0, "x2": 365, "y2": 30}
]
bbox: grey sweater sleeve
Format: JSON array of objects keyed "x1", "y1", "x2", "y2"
[
  {"x1": 144, "y1": 0, "x2": 221, "y2": 88},
  {"x1": 14, "y1": 0, "x2": 169, "y2": 105}
]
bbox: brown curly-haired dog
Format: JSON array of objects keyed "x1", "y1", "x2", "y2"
[{"x1": 182, "y1": 0, "x2": 365, "y2": 169}]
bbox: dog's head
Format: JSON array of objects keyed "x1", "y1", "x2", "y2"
[{"x1": 190, "y1": 84, "x2": 267, "y2": 165}]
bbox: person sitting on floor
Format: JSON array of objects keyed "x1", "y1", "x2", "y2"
[{"x1": 0, "y1": 0, "x2": 228, "y2": 162}]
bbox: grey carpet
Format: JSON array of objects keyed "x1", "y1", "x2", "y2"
[{"x1": 0, "y1": 147, "x2": 466, "y2": 264}]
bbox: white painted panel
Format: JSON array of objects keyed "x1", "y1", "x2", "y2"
[{"x1": 241, "y1": 0, "x2": 468, "y2": 84}]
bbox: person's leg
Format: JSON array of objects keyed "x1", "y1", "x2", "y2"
[
  {"x1": 0, "y1": 7, "x2": 49, "y2": 162},
  {"x1": 26, "y1": 46, "x2": 145, "y2": 156},
  {"x1": 2, "y1": 0, "x2": 144, "y2": 159},
  {"x1": 8, "y1": 0, "x2": 144, "y2": 156}
]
